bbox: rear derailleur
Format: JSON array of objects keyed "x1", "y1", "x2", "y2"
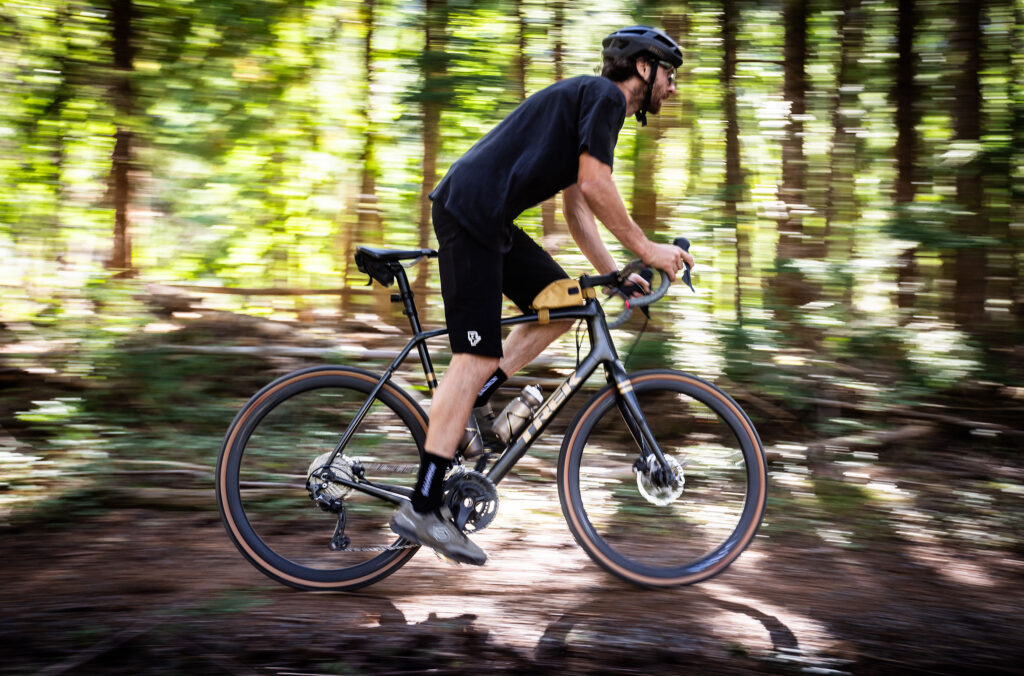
[{"x1": 306, "y1": 467, "x2": 350, "y2": 551}]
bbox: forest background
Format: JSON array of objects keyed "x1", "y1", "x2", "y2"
[{"x1": 1, "y1": 0, "x2": 1024, "y2": 672}]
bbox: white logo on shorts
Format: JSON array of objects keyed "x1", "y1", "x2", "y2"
[{"x1": 467, "y1": 330, "x2": 481, "y2": 347}]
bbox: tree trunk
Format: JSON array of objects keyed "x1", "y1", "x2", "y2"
[
  {"x1": 108, "y1": 0, "x2": 135, "y2": 276},
  {"x1": 723, "y1": 0, "x2": 745, "y2": 323},
  {"x1": 824, "y1": 0, "x2": 865, "y2": 311},
  {"x1": 950, "y1": 0, "x2": 987, "y2": 333},
  {"x1": 343, "y1": 0, "x2": 382, "y2": 314},
  {"x1": 984, "y1": 0, "x2": 1020, "y2": 346},
  {"x1": 513, "y1": 0, "x2": 526, "y2": 102},
  {"x1": 1013, "y1": 0, "x2": 1024, "y2": 333},
  {"x1": 774, "y1": 0, "x2": 814, "y2": 316},
  {"x1": 894, "y1": 0, "x2": 921, "y2": 315},
  {"x1": 631, "y1": 116, "x2": 660, "y2": 235},
  {"x1": 630, "y1": 7, "x2": 683, "y2": 236},
  {"x1": 541, "y1": 0, "x2": 565, "y2": 243},
  {"x1": 676, "y1": 10, "x2": 701, "y2": 197},
  {"x1": 414, "y1": 0, "x2": 448, "y2": 296}
]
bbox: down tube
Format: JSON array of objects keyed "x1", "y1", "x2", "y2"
[{"x1": 486, "y1": 352, "x2": 603, "y2": 485}]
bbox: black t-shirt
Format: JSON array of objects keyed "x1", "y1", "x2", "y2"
[{"x1": 430, "y1": 75, "x2": 627, "y2": 252}]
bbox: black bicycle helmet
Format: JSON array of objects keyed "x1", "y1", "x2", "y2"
[
  {"x1": 601, "y1": 25, "x2": 682, "y2": 68},
  {"x1": 602, "y1": 25, "x2": 682, "y2": 126}
]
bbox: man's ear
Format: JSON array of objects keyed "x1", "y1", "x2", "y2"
[{"x1": 635, "y1": 57, "x2": 651, "y2": 80}]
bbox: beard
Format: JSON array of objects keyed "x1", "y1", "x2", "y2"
[{"x1": 646, "y1": 81, "x2": 670, "y2": 114}]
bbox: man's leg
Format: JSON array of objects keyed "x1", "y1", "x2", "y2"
[
  {"x1": 425, "y1": 353, "x2": 500, "y2": 459},
  {"x1": 389, "y1": 206, "x2": 498, "y2": 565},
  {"x1": 498, "y1": 320, "x2": 575, "y2": 377},
  {"x1": 390, "y1": 353, "x2": 494, "y2": 565}
]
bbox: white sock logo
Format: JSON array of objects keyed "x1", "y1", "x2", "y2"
[
  {"x1": 467, "y1": 330, "x2": 481, "y2": 347},
  {"x1": 421, "y1": 464, "x2": 436, "y2": 496},
  {"x1": 478, "y1": 374, "x2": 498, "y2": 396}
]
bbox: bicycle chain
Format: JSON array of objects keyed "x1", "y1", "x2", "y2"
[{"x1": 342, "y1": 542, "x2": 418, "y2": 552}]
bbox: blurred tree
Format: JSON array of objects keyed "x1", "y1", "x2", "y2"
[
  {"x1": 677, "y1": 6, "x2": 702, "y2": 199},
  {"x1": 541, "y1": 0, "x2": 566, "y2": 242},
  {"x1": 513, "y1": 0, "x2": 527, "y2": 101},
  {"x1": 948, "y1": 0, "x2": 986, "y2": 334},
  {"x1": 342, "y1": 0, "x2": 382, "y2": 312},
  {"x1": 413, "y1": 0, "x2": 450, "y2": 295},
  {"x1": 629, "y1": 0, "x2": 677, "y2": 236},
  {"x1": 982, "y1": 0, "x2": 1021, "y2": 346},
  {"x1": 824, "y1": 0, "x2": 866, "y2": 311},
  {"x1": 722, "y1": 0, "x2": 745, "y2": 322},
  {"x1": 894, "y1": 0, "x2": 922, "y2": 315},
  {"x1": 107, "y1": 0, "x2": 135, "y2": 276},
  {"x1": 1014, "y1": 0, "x2": 1024, "y2": 333},
  {"x1": 774, "y1": 0, "x2": 817, "y2": 321}
]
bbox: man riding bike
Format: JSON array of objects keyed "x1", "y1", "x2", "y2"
[{"x1": 390, "y1": 25, "x2": 695, "y2": 565}]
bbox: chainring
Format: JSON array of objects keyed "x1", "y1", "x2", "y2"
[
  {"x1": 635, "y1": 454, "x2": 685, "y2": 506},
  {"x1": 443, "y1": 469, "x2": 499, "y2": 533}
]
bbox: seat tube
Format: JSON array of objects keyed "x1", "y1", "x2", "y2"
[{"x1": 394, "y1": 267, "x2": 438, "y2": 392}]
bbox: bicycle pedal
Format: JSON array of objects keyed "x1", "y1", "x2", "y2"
[{"x1": 434, "y1": 550, "x2": 463, "y2": 567}]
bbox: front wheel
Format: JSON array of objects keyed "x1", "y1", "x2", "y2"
[
  {"x1": 558, "y1": 369, "x2": 767, "y2": 587},
  {"x1": 216, "y1": 366, "x2": 428, "y2": 591}
]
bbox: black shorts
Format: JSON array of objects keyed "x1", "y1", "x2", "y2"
[{"x1": 434, "y1": 204, "x2": 568, "y2": 357}]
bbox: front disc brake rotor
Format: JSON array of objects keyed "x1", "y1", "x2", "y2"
[{"x1": 635, "y1": 454, "x2": 685, "y2": 506}]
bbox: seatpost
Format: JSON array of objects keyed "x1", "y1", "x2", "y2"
[{"x1": 391, "y1": 263, "x2": 438, "y2": 392}]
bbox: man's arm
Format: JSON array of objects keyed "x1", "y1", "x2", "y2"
[
  {"x1": 573, "y1": 151, "x2": 693, "y2": 277},
  {"x1": 562, "y1": 183, "x2": 619, "y2": 275}
]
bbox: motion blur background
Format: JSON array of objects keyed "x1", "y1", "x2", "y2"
[{"x1": 1, "y1": 0, "x2": 1023, "y2": 672}]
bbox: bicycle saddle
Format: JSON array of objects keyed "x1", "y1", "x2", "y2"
[{"x1": 355, "y1": 246, "x2": 438, "y2": 262}]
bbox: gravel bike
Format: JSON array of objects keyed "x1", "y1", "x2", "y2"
[{"x1": 216, "y1": 241, "x2": 767, "y2": 591}]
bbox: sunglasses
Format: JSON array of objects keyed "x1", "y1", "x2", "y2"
[{"x1": 657, "y1": 60, "x2": 676, "y2": 86}]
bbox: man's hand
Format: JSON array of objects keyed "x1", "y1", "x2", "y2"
[
  {"x1": 621, "y1": 271, "x2": 651, "y2": 297},
  {"x1": 640, "y1": 241, "x2": 695, "y2": 279}
]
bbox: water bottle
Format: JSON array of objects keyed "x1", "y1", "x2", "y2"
[{"x1": 491, "y1": 385, "x2": 543, "y2": 445}]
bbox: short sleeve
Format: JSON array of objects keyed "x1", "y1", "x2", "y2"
[{"x1": 577, "y1": 82, "x2": 626, "y2": 170}]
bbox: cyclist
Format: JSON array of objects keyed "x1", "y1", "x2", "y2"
[{"x1": 390, "y1": 25, "x2": 695, "y2": 565}]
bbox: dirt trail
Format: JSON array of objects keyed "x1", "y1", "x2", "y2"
[{"x1": 3, "y1": 472, "x2": 1023, "y2": 675}]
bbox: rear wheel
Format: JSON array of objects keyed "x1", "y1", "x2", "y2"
[
  {"x1": 558, "y1": 369, "x2": 766, "y2": 587},
  {"x1": 216, "y1": 366, "x2": 427, "y2": 591}
]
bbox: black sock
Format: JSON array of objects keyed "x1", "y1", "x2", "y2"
[
  {"x1": 411, "y1": 450, "x2": 451, "y2": 513},
  {"x1": 474, "y1": 368, "x2": 508, "y2": 408}
]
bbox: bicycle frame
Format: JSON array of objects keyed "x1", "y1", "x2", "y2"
[{"x1": 325, "y1": 264, "x2": 669, "y2": 500}]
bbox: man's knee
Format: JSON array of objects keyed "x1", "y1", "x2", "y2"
[{"x1": 449, "y1": 352, "x2": 501, "y2": 375}]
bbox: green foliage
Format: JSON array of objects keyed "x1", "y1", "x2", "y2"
[{"x1": 1, "y1": 0, "x2": 1022, "y2": 498}]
